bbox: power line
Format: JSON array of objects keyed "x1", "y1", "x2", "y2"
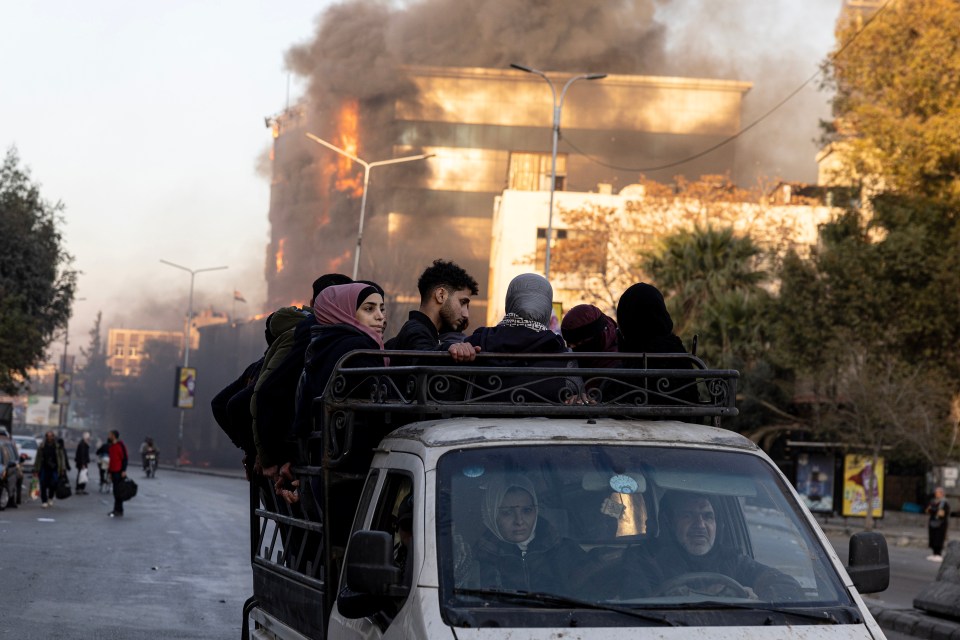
[{"x1": 562, "y1": 0, "x2": 895, "y2": 174}]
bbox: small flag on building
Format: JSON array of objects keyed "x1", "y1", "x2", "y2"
[{"x1": 233, "y1": 290, "x2": 246, "y2": 303}]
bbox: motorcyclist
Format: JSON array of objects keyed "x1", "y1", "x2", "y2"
[{"x1": 140, "y1": 437, "x2": 158, "y2": 471}]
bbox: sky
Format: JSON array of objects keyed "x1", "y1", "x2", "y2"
[
  {"x1": 0, "y1": 1, "x2": 842, "y2": 368},
  {"x1": 1, "y1": 1, "x2": 326, "y2": 363}
]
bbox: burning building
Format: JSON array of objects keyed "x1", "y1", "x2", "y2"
[{"x1": 264, "y1": 64, "x2": 751, "y2": 325}]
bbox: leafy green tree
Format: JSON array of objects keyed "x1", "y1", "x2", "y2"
[
  {"x1": 0, "y1": 148, "x2": 77, "y2": 395},
  {"x1": 770, "y1": 198, "x2": 960, "y2": 475},
  {"x1": 823, "y1": 0, "x2": 960, "y2": 201}
]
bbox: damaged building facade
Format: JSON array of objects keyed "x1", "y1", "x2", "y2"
[{"x1": 264, "y1": 65, "x2": 752, "y2": 325}]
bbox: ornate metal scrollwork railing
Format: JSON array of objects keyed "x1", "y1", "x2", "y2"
[{"x1": 321, "y1": 351, "x2": 738, "y2": 419}]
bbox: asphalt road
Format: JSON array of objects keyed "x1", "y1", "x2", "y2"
[
  {"x1": 826, "y1": 532, "x2": 942, "y2": 611},
  {"x1": 0, "y1": 472, "x2": 942, "y2": 639},
  {"x1": 0, "y1": 469, "x2": 251, "y2": 639}
]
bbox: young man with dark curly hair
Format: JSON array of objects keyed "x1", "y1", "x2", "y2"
[{"x1": 386, "y1": 259, "x2": 480, "y2": 362}]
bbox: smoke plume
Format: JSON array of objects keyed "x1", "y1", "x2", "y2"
[{"x1": 269, "y1": 0, "x2": 838, "y2": 314}]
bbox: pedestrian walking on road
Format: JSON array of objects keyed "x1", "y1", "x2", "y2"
[
  {"x1": 75, "y1": 432, "x2": 91, "y2": 494},
  {"x1": 34, "y1": 431, "x2": 66, "y2": 508},
  {"x1": 106, "y1": 430, "x2": 128, "y2": 517},
  {"x1": 926, "y1": 486, "x2": 950, "y2": 561},
  {"x1": 95, "y1": 439, "x2": 110, "y2": 492}
]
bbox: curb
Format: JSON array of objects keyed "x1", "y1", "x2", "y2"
[
  {"x1": 869, "y1": 603, "x2": 960, "y2": 640},
  {"x1": 159, "y1": 464, "x2": 246, "y2": 481}
]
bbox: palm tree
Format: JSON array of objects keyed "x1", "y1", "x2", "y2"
[{"x1": 641, "y1": 225, "x2": 769, "y2": 367}]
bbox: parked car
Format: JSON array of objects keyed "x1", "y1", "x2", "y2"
[
  {"x1": 12, "y1": 435, "x2": 38, "y2": 472},
  {"x1": 0, "y1": 438, "x2": 22, "y2": 509}
]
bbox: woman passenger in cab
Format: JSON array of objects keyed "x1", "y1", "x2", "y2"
[{"x1": 472, "y1": 474, "x2": 590, "y2": 595}]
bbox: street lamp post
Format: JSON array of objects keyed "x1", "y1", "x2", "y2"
[
  {"x1": 510, "y1": 64, "x2": 606, "y2": 281},
  {"x1": 305, "y1": 133, "x2": 434, "y2": 280},
  {"x1": 160, "y1": 259, "x2": 228, "y2": 465}
]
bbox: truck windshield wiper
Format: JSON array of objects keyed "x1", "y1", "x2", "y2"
[
  {"x1": 667, "y1": 601, "x2": 856, "y2": 624},
  {"x1": 454, "y1": 587, "x2": 679, "y2": 626}
]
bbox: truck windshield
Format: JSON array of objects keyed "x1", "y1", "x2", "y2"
[{"x1": 436, "y1": 444, "x2": 858, "y2": 628}]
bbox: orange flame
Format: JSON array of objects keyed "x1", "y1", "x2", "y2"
[
  {"x1": 329, "y1": 249, "x2": 352, "y2": 271},
  {"x1": 276, "y1": 238, "x2": 286, "y2": 273},
  {"x1": 335, "y1": 100, "x2": 364, "y2": 197}
]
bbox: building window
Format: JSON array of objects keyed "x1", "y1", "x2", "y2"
[
  {"x1": 536, "y1": 227, "x2": 607, "y2": 275},
  {"x1": 115, "y1": 345, "x2": 124, "y2": 357},
  {"x1": 508, "y1": 152, "x2": 566, "y2": 191}
]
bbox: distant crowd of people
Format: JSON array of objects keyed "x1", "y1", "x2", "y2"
[
  {"x1": 212, "y1": 258, "x2": 697, "y2": 511},
  {"x1": 21, "y1": 429, "x2": 156, "y2": 518}
]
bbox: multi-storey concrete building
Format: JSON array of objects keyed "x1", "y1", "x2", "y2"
[{"x1": 264, "y1": 65, "x2": 752, "y2": 323}]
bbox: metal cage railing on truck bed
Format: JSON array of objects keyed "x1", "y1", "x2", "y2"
[
  {"x1": 320, "y1": 349, "x2": 739, "y2": 431},
  {"x1": 248, "y1": 351, "x2": 738, "y2": 638}
]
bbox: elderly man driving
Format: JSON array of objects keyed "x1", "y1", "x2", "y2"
[{"x1": 641, "y1": 490, "x2": 803, "y2": 600}]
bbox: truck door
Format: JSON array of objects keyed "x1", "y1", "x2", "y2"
[{"x1": 329, "y1": 452, "x2": 425, "y2": 640}]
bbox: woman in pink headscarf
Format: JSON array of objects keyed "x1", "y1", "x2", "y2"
[
  {"x1": 283, "y1": 283, "x2": 387, "y2": 506},
  {"x1": 294, "y1": 282, "x2": 387, "y2": 433}
]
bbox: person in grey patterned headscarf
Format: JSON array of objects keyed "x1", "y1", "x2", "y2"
[
  {"x1": 464, "y1": 273, "x2": 578, "y2": 402},
  {"x1": 466, "y1": 274, "x2": 565, "y2": 355},
  {"x1": 504, "y1": 273, "x2": 553, "y2": 328}
]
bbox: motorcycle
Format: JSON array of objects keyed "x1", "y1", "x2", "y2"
[{"x1": 144, "y1": 451, "x2": 158, "y2": 478}]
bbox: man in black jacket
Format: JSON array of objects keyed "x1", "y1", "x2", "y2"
[
  {"x1": 386, "y1": 259, "x2": 480, "y2": 362},
  {"x1": 74, "y1": 432, "x2": 91, "y2": 494}
]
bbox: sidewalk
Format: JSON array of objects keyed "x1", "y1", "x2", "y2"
[
  {"x1": 813, "y1": 513, "x2": 960, "y2": 640},
  {"x1": 815, "y1": 511, "x2": 931, "y2": 549}
]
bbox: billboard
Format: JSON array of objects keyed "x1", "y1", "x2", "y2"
[
  {"x1": 174, "y1": 367, "x2": 197, "y2": 409},
  {"x1": 842, "y1": 454, "x2": 884, "y2": 518},
  {"x1": 54, "y1": 372, "x2": 72, "y2": 405},
  {"x1": 795, "y1": 453, "x2": 835, "y2": 513}
]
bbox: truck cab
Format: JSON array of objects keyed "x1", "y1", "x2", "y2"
[{"x1": 246, "y1": 352, "x2": 889, "y2": 639}]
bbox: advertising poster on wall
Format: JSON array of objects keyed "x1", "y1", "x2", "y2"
[
  {"x1": 174, "y1": 367, "x2": 197, "y2": 409},
  {"x1": 842, "y1": 454, "x2": 884, "y2": 518},
  {"x1": 795, "y1": 453, "x2": 835, "y2": 513},
  {"x1": 25, "y1": 396, "x2": 58, "y2": 426},
  {"x1": 54, "y1": 372, "x2": 72, "y2": 405}
]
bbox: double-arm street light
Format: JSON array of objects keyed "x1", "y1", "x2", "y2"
[
  {"x1": 510, "y1": 64, "x2": 607, "y2": 281},
  {"x1": 306, "y1": 133, "x2": 434, "y2": 280},
  {"x1": 160, "y1": 259, "x2": 228, "y2": 465}
]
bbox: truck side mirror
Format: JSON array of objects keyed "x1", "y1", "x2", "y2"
[
  {"x1": 337, "y1": 530, "x2": 406, "y2": 620},
  {"x1": 847, "y1": 531, "x2": 889, "y2": 594}
]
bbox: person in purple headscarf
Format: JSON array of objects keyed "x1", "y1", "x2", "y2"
[{"x1": 560, "y1": 304, "x2": 621, "y2": 369}]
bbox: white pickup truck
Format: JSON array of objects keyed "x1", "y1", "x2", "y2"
[{"x1": 245, "y1": 352, "x2": 890, "y2": 639}]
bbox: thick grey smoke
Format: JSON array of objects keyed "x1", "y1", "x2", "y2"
[
  {"x1": 285, "y1": 0, "x2": 837, "y2": 186},
  {"x1": 287, "y1": 0, "x2": 666, "y2": 104},
  {"x1": 269, "y1": 0, "x2": 839, "y2": 313}
]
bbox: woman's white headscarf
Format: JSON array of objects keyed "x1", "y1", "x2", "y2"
[{"x1": 481, "y1": 473, "x2": 539, "y2": 548}]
